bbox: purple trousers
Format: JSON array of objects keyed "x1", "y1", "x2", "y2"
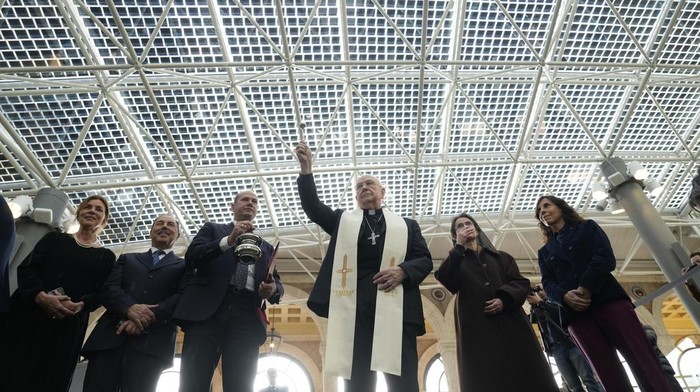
[{"x1": 568, "y1": 298, "x2": 672, "y2": 392}]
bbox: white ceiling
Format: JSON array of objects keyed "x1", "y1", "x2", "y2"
[{"x1": 2, "y1": 0, "x2": 700, "y2": 278}]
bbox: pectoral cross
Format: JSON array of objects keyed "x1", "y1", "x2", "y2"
[{"x1": 367, "y1": 232, "x2": 381, "y2": 245}]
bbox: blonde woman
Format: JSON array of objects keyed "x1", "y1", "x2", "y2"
[{"x1": 4, "y1": 195, "x2": 116, "y2": 392}]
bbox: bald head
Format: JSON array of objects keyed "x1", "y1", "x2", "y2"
[{"x1": 231, "y1": 190, "x2": 259, "y2": 221}]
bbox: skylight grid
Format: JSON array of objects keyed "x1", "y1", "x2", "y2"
[
  {"x1": 613, "y1": 2, "x2": 664, "y2": 48},
  {"x1": 170, "y1": 179, "x2": 271, "y2": 231},
  {"x1": 0, "y1": 151, "x2": 27, "y2": 188},
  {"x1": 419, "y1": 83, "x2": 449, "y2": 155},
  {"x1": 460, "y1": 1, "x2": 537, "y2": 63},
  {"x1": 198, "y1": 113, "x2": 256, "y2": 168},
  {"x1": 304, "y1": 171, "x2": 355, "y2": 213},
  {"x1": 657, "y1": 5, "x2": 700, "y2": 66},
  {"x1": 457, "y1": 83, "x2": 530, "y2": 150},
  {"x1": 221, "y1": 2, "x2": 284, "y2": 64},
  {"x1": 423, "y1": 0, "x2": 453, "y2": 61},
  {"x1": 532, "y1": 100, "x2": 601, "y2": 154},
  {"x1": 502, "y1": 0, "x2": 554, "y2": 56},
  {"x1": 615, "y1": 125, "x2": 679, "y2": 154},
  {"x1": 644, "y1": 86, "x2": 700, "y2": 139},
  {"x1": 283, "y1": 0, "x2": 341, "y2": 63},
  {"x1": 237, "y1": 85, "x2": 300, "y2": 164},
  {"x1": 380, "y1": 1, "x2": 430, "y2": 55},
  {"x1": 3, "y1": 0, "x2": 700, "y2": 270},
  {"x1": 512, "y1": 164, "x2": 588, "y2": 212},
  {"x1": 265, "y1": 174, "x2": 307, "y2": 228},
  {"x1": 532, "y1": 127, "x2": 597, "y2": 154},
  {"x1": 80, "y1": 2, "x2": 160, "y2": 67},
  {"x1": 448, "y1": 113, "x2": 505, "y2": 155},
  {"x1": 561, "y1": 3, "x2": 642, "y2": 63},
  {"x1": 68, "y1": 120, "x2": 144, "y2": 177},
  {"x1": 448, "y1": 84, "x2": 529, "y2": 155},
  {"x1": 365, "y1": 167, "x2": 432, "y2": 218},
  {"x1": 663, "y1": 168, "x2": 695, "y2": 210},
  {"x1": 353, "y1": 83, "x2": 423, "y2": 158},
  {"x1": 346, "y1": 0, "x2": 420, "y2": 62},
  {"x1": 109, "y1": 186, "x2": 166, "y2": 243},
  {"x1": 441, "y1": 164, "x2": 512, "y2": 214},
  {"x1": 556, "y1": 83, "x2": 626, "y2": 145},
  {"x1": 0, "y1": 3, "x2": 88, "y2": 71},
  {"x1": 2, "y1": 94, "x2": 99, "y2": 179},
  {"x1": 145, "y1": 5, "x2": 225, "y2": 66},
  {"x1": 148, "y1": 87, "x2": 231, "y2": 168},
  {"x1": 295, "y1": 84, "x2": 351, "y2": 161}
]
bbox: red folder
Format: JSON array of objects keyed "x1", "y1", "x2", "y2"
[{"x1": 265, "y1": 241, "x2": 280, "y2": 283}]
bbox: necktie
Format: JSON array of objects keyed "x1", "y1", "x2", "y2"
[
  {"x1": 152, "y1": 250, "x2": 164, "y2": 266},
  {"x1": 232, "y1": 262, "x2": 248, "y2": 290}
]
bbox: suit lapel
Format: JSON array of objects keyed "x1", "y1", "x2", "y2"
[
  {"x1": 135, "y1": 249, "x2": 182, "y2": 271},
  {"x1": 253, "y1": 243, "x2": 270, "y2": 284},
  {"x1": 137, "y1": 251, "x2": 153, "y2": 269},
  {"x1": 153, "y1": 252, "x2": 181, "y2": 270}
]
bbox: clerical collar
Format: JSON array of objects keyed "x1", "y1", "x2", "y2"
[{"x1": 365, "y1": 208, "x2": 383, "y2": 216}]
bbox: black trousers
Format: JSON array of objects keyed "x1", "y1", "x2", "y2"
[
  {"x1": 0, "y1": 306, "x2": 87, "y2": 392},
  {"x1": 82, "y1": 341, "x2": 167, "y2": 392},
  {"x1": 179, "y1": 288, "x2": 262, "y2": 392},
  {"x1": 343, "y1": 309, "x2": 419, "y2": 392}
]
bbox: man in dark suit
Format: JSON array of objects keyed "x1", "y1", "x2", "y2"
[
  {"x1": 81, "y1": 214, "x2": 191, "y2": 392},
  {"x1": 173, "y1": 190, "x2": 284, "y2": 392},
  {"x1": 294, "y1": 141, "x2": 432, "y2": 392}
]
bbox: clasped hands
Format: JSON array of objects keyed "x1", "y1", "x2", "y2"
[
  {"x1": 35, "y1": 291, "x2": 84, "y2": 320},
  {"x1": 117, "y1": 303, "x2": 159, "y2": 335},
  {"x1": 373, "y1": 266, "x2": 406, "y2": 292},
  {"x1": 563, "y1": 286, "x2": 592, "y2": 312}
]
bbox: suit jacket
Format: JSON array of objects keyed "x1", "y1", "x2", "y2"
[
  {"x1": 82, "y1": 250, "x2": 191, "y2": 364},
  {"x1": 537, "y1": 219, "x2": 628, "y2": 324},
  {"x1": 172, "y1": 222, "x2": 283, "y2": 344},
  {"x1": 297, "y1": 174, "x2": 432, "y2": 335}
]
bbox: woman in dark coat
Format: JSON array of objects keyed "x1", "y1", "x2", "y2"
[
  {"x1": 435, "y1": 212, "x2": 558, "y2": 392},
  {"x1": 2, "y1": 195, "x2": 116, "y2": 392},
  {"x1": 535, "y1": 195, "x2": 672, "y2": 392}
]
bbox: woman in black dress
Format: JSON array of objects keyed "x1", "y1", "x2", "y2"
[{"x1": 3, "y1": 195, "x2": 116, "y2": 392}]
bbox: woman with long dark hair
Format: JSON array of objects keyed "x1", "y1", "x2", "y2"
[
  {"x1": 3, "y1": 195, "x2": 116, "y2": 392},
  {"x1": 535, "y1": 195, "x2": 672, "y2": 392}
]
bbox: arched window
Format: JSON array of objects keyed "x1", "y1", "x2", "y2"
[
  {"x1": 255, "y1": 354, "x2": 314, "y2": 392},
  {"x1": 663, "y1": 337, "x2": 700, "y2": 391},
  {"x1": 335, "y1": 374, "x2": 387, "y2": 392},
  {"x1": 156, "y1": 356, "x2": 181, "y2": 391},
  {"x1": 424, "y1": 354, "x2": 448, "y2": 392},
  {"x1": 154, "y1": 355, "x2": 314, "y2": 391}
]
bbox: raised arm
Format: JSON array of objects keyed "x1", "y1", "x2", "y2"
[{"x1": 295, "y1": 141, "x2": 339, "y2": 233}]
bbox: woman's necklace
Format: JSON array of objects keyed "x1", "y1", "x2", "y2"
[
  {"x1": 73, "y1": 233, "x2": 101, "y2": 248},
  {"x1": 363, "y1": 214, "x2": 384, "y2": 245}
]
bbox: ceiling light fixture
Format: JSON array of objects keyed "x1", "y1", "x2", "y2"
[
  {"x1": 8, "y1": 195, "x2": 32, "y2": 219},
  {"x1": 594, "y1": 198, "x2": 609, "y2": 212},
  {"x1": 609, "y1": 199, "x2": 624, "y2": 214},
  {"x1": 627, "y1": 161, "x2": 649, "y2": 180},
  {"x1": 591, "y1": 182, "x2": 608, "y2": 201}
]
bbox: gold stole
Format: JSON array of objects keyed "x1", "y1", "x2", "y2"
[{"x1": 325, "y1": 208, "x2": 407, "y2": 379}]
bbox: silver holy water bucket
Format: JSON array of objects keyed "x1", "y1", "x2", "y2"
[{"x1": 234, "y1": 232, "x2": 263, "y2": 265}]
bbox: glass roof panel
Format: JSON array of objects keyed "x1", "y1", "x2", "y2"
[{"x1": 0, "y1": 0, "x2": 698, "y2": 268}]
